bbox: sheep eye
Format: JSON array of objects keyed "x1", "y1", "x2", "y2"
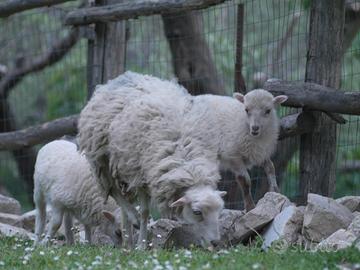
[
  {"x1": 192, "y1": 209, "x2": 202, "y2": 216},
  {"x1": 265, "y1": 109, "x2": 271, "y2": 115},
  {"x1": 245, "y1": 108, "x2": 249, "y2": 114}
]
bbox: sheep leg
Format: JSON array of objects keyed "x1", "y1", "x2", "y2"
[
  {"x1": 84, "y1": 225, "x2": 92, "y2": 244},
  {"x1": 263, "y1": 159, "x2": 279, "y2": 192},
  {"x1": 64, "y1": 212, "x2": 74, "y2": 245},
  {"x1": 137, "y1": 188, "x2": 150, "y2": 250},
  {"x1": 236, "y1": 172, "x2": 255, "y2": 212},
  {"x1": 34, "y1": 196, "x2": 46, "y2": 244},
  {"x1": 121, "y1": 209, "x2": 134, "y2": 249},
  {"x1": 42, "y1": 207, "x2": 64, "y2": 245},
  {"x1": 111, "y1": 190, "x2": 140, "y2": 228}
]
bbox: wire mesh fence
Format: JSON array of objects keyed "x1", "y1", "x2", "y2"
[{"x1": 0, "y1": 0, "x2": 359, "y2": 211}]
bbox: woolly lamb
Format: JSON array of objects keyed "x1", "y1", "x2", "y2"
[
  {"x1": 78, "y1": 72, "x2": 226, "y2": 249},
  {"x1": 33, "y1": 140, "x2": 123, "y2": 246},
  {"x1": 190, "y1": 90, "x2": 287, "y2": 211}
]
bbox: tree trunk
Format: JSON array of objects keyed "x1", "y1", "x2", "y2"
[
  {"x1": 0, "y1": 99, "x2": 36, "y2": 205},
  {"x1": 299, "y1": 0, "x2": 345, "y2": 203},
  {"x1": 162, "y1": 11, "x2": 224, "y2": 95}
]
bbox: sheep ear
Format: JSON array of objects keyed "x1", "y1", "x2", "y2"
[
  {"x1": 170, "y1": 197, "x2": 189, "y2": 208},
  {"x1": 233, "y1": 92, "x2": 245, "y2": 103},
  {"x1": 273, "y1": 95, "x2": 288, "y2": 105},
  {"x1": 218, "y1": 191, "x2": 227, "y2": 197},
  {"x1": 102, "y1": 210, "x2": 115, "y2": 223}
]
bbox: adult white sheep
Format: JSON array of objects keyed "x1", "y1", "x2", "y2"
[
  {"x1": 78, "y1": 72, "x2": 226, "y2": 249},
  {"x1": 189, "y1": 89, "x2": 287, "y2": 211},
  {"x1": 33, "y1": 140, "x2": 123, "y2": 246}
]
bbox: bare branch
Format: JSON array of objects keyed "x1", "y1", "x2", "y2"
[
  {"x1": 0, "y1": 27, "x2": 79, "y2": 98},
  {"x1": 65, "y1": 0, "x2": 228, "y2": 25},
  {"x1": 264, "y1": 80, "x2": 360, "y2": 115},
  {"x1": 0, "y1": 0, "x2": 76, "y2": 18},
  {"x1": 0, "y1": 115, "x2": 78, "y2": 151}
]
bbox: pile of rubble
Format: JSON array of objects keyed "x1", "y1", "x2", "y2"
[{"x1": 0, "y1": 192, "x2": 359, "y2": 251}]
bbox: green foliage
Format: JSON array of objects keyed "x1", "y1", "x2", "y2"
[{"x1": 0, "y1": 236, "x2": 359, "y2": 270}]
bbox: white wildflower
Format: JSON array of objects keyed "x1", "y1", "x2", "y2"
[
  {"x1": 156, "y1": 234, "x2": 162, "y2": 239},
  {"x1": 252, "y1": 263, "x2": 262, "y2": 269},
  {"x1": 0, "y1": 261, "x2": 5, "y2": 266},
  {"x1": 39, "y1": 251, "x2": 45, "y2": 256},
  {"x1": 179, "y1": 266, "x2": 187, "y2": 270},
  {"x1": 53, "y1": 256, "x2": 60, "y2": 261},
  {"x1": 22, "y1": 260, "x2": 27, "y2": 265},
  {"x1": 67, "y1": 250, "x2": 73, "y2": 256}
]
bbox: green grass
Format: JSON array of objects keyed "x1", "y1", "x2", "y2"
[{"x1": 0, "y1": 236, "x2": 359, "y2": 270}]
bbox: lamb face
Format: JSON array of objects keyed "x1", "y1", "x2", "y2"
[
  {"x1": 101, "y1": 209, "x2": 123, "y2": 247},
  {"x1": 233, "y1": 89, "x2": 287, "y2": 137},
  {"x1": 170, "y1": 185, "x2": 226, "y2": 247}
]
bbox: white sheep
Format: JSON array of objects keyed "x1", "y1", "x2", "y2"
[
  {"x1": 78, "y1": 72, "x2": 226, "y2": 249},
  {"x1": 33, "y1": 140, "x2": 123, "y2": 246},
  {"x1": 189, "y1": 89, "x2": 287, "y2": 211}
]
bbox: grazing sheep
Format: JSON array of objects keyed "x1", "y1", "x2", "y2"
[
  {"x1": 189, "y1": 90, "x2": 287, "y2": 211},
  {"x1": 78, "y1": 72, "x2": 226, "y2": 249},
  {"x1": 33, "y1": 140, "x2": 123, "y2": 247}
]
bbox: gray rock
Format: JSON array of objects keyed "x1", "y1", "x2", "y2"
[
  {"x1": 348, "y1": 212, "x2": 360, "y2": 237},
  {"x1": 336, "y1": 196, "x2": 360, "y2": 212},
  {"x1": 0, "y1": 194, "x2": 21, "y2": 215},
  {"x1": 0, "y1": 212, "x2": 22, "y2": 227},
  {"x1": 0, "y1": 222, "x2": 35, "y2": 240},
  {"x1": 303, "y1": 193, "x2": 354, "y2": 243},
  {"x1": 230, "y1": 192, "x2": 292, "y2": 245},
  {"x1": 262, "y1": 205, "x2": 304, "y2": 250},
  {"x1": 316, "y1": 229, "x2": 356, "y2": 251},
  {"x1": 218, "y1": 209, "x2": 245, "y2": 247}
]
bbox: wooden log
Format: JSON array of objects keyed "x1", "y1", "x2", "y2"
[
  {"x1": 278, "y1": 112, "x2": 316, "y2": 140},
  {"x1": 264, "y1": 80, "x2": 360, "y2": 115},
  {"x1": 65, "y1": 0, "x2": 228, "y2": 25},
  {"x1": 0, "y1": 113, "x2": 313, "y2": 151},
  {"x1": 0, "y1": 115, "x2": 78, "y2": 151},
  {"x1": 0, "y1": 0, "x2": 75, "y2": 18},
  {"x1": 299, "y1": 0, "x2": 345, "y2": 203},
  {"x1": 234, "y1": 4, "x2": 246, "y2": 94}
]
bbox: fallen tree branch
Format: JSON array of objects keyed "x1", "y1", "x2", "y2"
[
  {"x1": 0, "y1": 112, "x2": 316, "y2": 151},
  {"x1": 65, "y1": 0, "x2": 228, "y2": 25},
  {"x1": 0, "y1": 115, "x2": 78, "y2": 151},
  {"x1": 0, "y1": 0, "x2": 76, "y2": 18},
  {"x1": 0, "y1": 27, "x2": 79, "y2": 99},
  {"x1": 264, "y1": 80, "x2": 360, "y2": 115},
  {"x1": 278, "y1": 112, "x2": 316, "y2": 140}
]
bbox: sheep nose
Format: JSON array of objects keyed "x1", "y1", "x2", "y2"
[
  {"x1": 211, "y1": 240, "x2": 220, "y2": 247},
  {"x1": 252, "y1": 126, "x2": 259, "y2": 131}
]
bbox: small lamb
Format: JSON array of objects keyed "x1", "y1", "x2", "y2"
[
  {"x1": 78, "y1": 72, "x2": 226, "y2": 249},
  {"x1": 189, "y1": 89, "x2": 287, "y2": 211},
  {"x1": 33, "y1": 140, "x2": 123, "y2": 246}
]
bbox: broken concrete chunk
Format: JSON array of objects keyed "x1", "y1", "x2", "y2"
[
  {"x1": 0, "y1": 194, "x2": 21, "y2": 215},
  {"x1": 336, "y1": 196, "x2": 360, "y2": 212},
  {"x1": 230, "y1": 192, "x2": 292, "y2": 245},
  {"x1": 0, "y1": 222, "x2": 35, "y2": 240},
  {"x1": 303, "y1": 193, "x2": 354, "y2": 243},
  {"x1": 316, "y1": 229, "x2": 356, "y2": 251},
  {"x1": 262, "y1": 205, "x2": 304, "y2": 250}
]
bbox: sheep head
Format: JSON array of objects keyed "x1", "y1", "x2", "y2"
[
  {"x1": 233, "y1": 89, "x2": 288, "y2": 137},
  {"x1": 170, "y1": 185, "x2": 226, "y2": 247},
  {"x1": 101, "y1": 209, "x2": 123, "y2": 247}
]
